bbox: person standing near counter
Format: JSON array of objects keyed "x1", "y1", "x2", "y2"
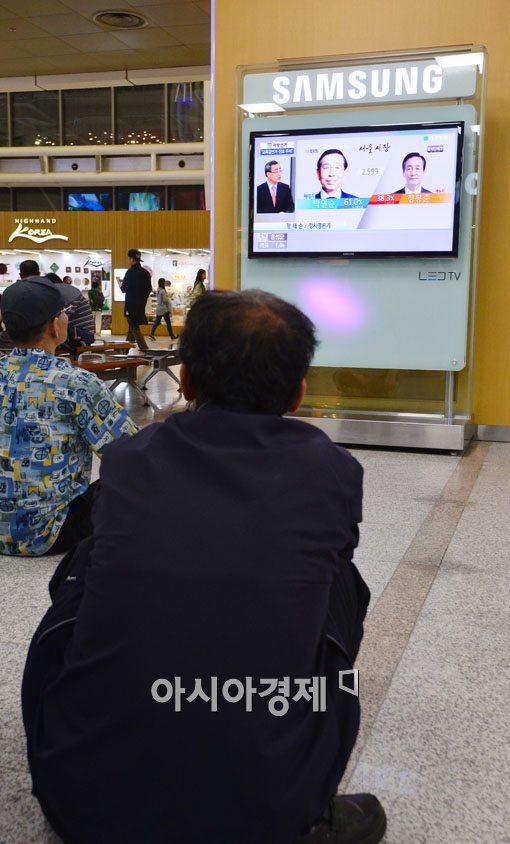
[
  {"x1": 190, "y1": 268, "x2": 207, "y2": 303},
  {"x1": 120, "y1": 248, "x2": 153, "y2": 351},
  {"x1": 149, "y1": 278, "x2": 177, "y2": 342},
  {"x1": 88, "y1": 280, "x2": 105, "y2": 338}
]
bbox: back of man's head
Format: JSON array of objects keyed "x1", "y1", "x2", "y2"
[
  {"x1": 179, "y1": 289, "x2": 317, "y2": 415},
  {"x1": 19, "y1": 259, "x2": 40, "y2": 279}
]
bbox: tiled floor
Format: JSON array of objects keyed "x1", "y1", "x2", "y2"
[{"x1": 1, "y1": 347, "x2": 509, "y2": 843}]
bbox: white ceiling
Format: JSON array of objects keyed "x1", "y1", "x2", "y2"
[{"x1": 0, "y1": 0, "x2": 211, "y2": 77}]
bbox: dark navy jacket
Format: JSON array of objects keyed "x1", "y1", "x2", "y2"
[
  {"x1": 256, "y1": 181, "x2": 295, "y2": 213},
  {"x1": 120, "y1": 262, "x2": 152, "y2": 325},
  {"x1": 24, "y1": 405, "x2": 368, "y2": 844}
]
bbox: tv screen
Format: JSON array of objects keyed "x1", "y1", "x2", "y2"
[
  {"x1": 128, "y1": 191, "x2": 161, "y2": 211},
  {"x1": 67, "y1": 192, "x2": 111, "y2": 211},
  {"x1": 249, "y1": 121, "x2": 464, "y2": 258}
]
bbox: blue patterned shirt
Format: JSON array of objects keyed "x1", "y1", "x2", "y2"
[{"x1": 0, "y1": 348, "x2": 138, "y2": 555}]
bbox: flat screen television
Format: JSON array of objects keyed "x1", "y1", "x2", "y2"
[
  {"x1": 67, "y1": 192, "x2": 112, "y2": 211},
  {"x1": 128, "y1": 191, "x2": 161, "y2": 211},
  {"x1": 249, "y1": 121, "x2": 464, "y2": 258}
]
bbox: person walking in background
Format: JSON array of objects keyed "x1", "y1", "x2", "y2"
[
  {"x1": 88, "y1": 280, "x2": 105, "y2": 338},
  {"x1": 149, "y1": 278, "x2": 176, "y2": 342},
  {"x1": 191, "y1": 268, "x2": 207, "y2": 303},
  {"x1": 120, "y1": 248, "x2": 152, "y2": 351}
]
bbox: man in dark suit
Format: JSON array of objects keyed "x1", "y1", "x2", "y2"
[
  {"x1": 393, "y1": 152, "x2": 432, "y2": 194},
  {"x1": 22, "y1": 290, "x2": 386, "y2": 844},
  {"x1": 120, "y1": 247, "x2": 153, "y2": 350},
  {"x1": 315, "y1": 149, "x2": 358, "y2": 200},
  {"x1": 256, "y1": 159, "x2": 295, "y2": 212}
]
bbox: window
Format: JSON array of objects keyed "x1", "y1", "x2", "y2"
[
  {"x1": 14, "y1": 188, "x2": 62, "y2": 211},
  {"x1": 0, "y1": 189, "x2": 10, "y2": 210},
  {"x1": 0, "y1": 95, "x2": 8, "y2": 146},
  {"x1": 115, "y1": 85, "x2": 165, "y2": 144},
  {"x1": 63, "y1": 88, "x2": 112, "y2": 146},
  {"x1": 168, "y1": 185, "x2": 205, "y2": 210},
  {"x1": 12, "y1": 91, "x2": 59, "y2": 147},
  {"x1": 64, "y1": 188, "x2": 113, "y2": 211},
  {"x1": 168, "y1": 82, "x2": 204, "y2": 142}
]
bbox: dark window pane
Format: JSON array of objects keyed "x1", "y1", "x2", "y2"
[
  {"x1": 115, "y1": 85, "x2": 164, "y2": 144},
  {"x1": 0, "y1": 95, "x2": 8, "y2": 146},
  {"x1": 0, "y1": 189, "x2": 10, "y2": 210},
  {"x1": 116, "y1": 186, "x2": 165, "y2": 210},
  {"x1": 64, "y1": 188, "x2": 112, "y2": 211},
  {"x1": 14, "y1": 188, "x2": 62, "y2": 211},
  {"x1": 12, "y1": 91, "x2": 59, "y2": 147},
  {"x1": 168, "y1": 82, "x2": 204, "y2": 142},
  {"x1": 63, "y1": 88, "x2": 112, "y2": 146},
  {"x1": 168, "y1": 185, "x2": 205, "y2": 210}
]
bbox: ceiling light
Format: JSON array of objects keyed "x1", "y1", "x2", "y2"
[
  {"x1": 435, "y1": 52, "x2": 484, "y2": 71},
  {"x1": 93, "y1": 10, "x2": 148, "y2": 29}
]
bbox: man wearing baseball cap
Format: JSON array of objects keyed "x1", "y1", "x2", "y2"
[
  {"x1": 0, "y1": 277, "x2": 138, "y2": 556},
  {"x1": 120, "y1": 248, "x2": 153, "y2": 351}
]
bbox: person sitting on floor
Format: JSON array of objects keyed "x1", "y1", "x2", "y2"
[
  {"x1": 0, "y1": 277, "x2": 137, "y2": 556},
  {"x1": 22, "y1": 289, "x2": 385, "y2": 843}
]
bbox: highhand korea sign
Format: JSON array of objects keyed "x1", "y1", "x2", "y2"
[
  {"x1": 8, "y1": 218, "x2": 69, "y2": 245},
  {"x1": 243, "y1": 59, "x2": 477, "y2": 110}
]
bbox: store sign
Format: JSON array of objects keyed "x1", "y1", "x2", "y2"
[
  {"x1": 243, "y1": 59, "x2": 478, "y2": 110},
  {"x1": 8, "y1": 217, "x2": 69, "y2": 245}
]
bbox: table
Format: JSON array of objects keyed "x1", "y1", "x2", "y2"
[
  {"x1": 75, "y1": 354, "x2": 158, "y2": 410},
  {"x1": 139, "y1": 348, "x2": 181, "y2": 392}
]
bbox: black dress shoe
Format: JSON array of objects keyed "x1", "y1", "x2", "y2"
[{"x1": 299, "y1": 794, "x2": 387, "y2": 844}]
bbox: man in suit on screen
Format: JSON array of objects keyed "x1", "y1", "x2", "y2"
[
  {"x1": 314, "y1": 149, "x2": 358, "y2": 200},
  {"x1": 393, "y1": 152, "x2": 432, "y2": 194},
  {"x1": 256, "y1": 159, "x2": 295, "y2": 213}
]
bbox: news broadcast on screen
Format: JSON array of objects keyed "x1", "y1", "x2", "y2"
[{"x1": 249, "y1": 121, "x2": 464, "y2": 258}]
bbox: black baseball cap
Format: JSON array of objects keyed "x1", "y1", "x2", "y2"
[
  {"x1": 1, "y1": 277, "x2": 77, "y2": 330},
  {"x1": 127, "y1": 249, "x2": 142, "y2": 261}
]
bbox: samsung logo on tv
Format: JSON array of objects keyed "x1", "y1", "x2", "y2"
[
  {"x1": 273, "y1": 65, "x2": 443, "y2": 106},
  {"x1": 243, "y1": 59, "x2": 477, "y2": 110}
]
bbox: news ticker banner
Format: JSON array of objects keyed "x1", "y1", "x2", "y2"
[
  {"x1": 242, "y1": 57, "x2": 481, "y2": 111},
  {"x1": 296, "y1": 193, "x2": 451, "y2": 210}
]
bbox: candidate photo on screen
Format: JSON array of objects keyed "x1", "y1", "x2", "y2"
[
  {"x1": 392, "y1": 152, "x2": 432, "y2": 195},
  {"x1": 315, "y1": 149, "x2": 358, "y2": 200},
  {"x1": 256, "y1": 160, "x2": 295, "y2": 213}
]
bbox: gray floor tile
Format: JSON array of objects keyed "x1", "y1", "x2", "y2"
[
  {"x1": 0, "y1": 766, "x2": 62, "y2": 844},
  {"x1": 0, "y1": 380, "x2": 508, "y2": 844},
  {"x1": 346, "y1": 442, "x2": 510, "y2": 844}
]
